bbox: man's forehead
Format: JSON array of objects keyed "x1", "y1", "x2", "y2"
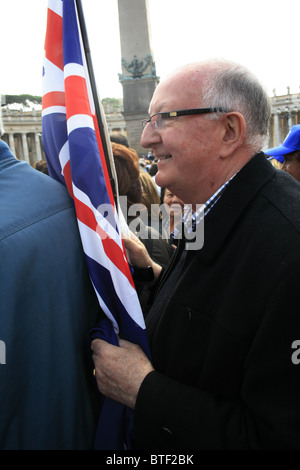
[
  {"x1": 150, "y1": 84, "x2": 188, "y2": 114},
  {"x1": 149, "y1": 78, "x2": 174, "y2": 112},
  {"x1": 149, "y1": 69, "x2": 204, "y2": 114}
]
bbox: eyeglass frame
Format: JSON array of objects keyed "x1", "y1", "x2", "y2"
[{"x1": 142, "y1": 107, "x2": 230, "y2": 129}]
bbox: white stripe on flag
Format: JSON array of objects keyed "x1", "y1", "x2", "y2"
[
  {"x1": 73, "y1": 183, "x2": 122, "y2": 246},
  {"x1": 77, "y1": 220, "x2": 145, "y2": 329},
  {"x1": 42, "y1": 106, "x2": 66, "y2": 117},
  {"x1": 67, "y1": 114, "x2": 94, "y2": 134},
  {"x1": 48, "y1": 0, "x2": 63, "y2": 17},
  {"x1": 43, "y1": 55, "x2": 65, "y2": 96},
  {"x1": 64, "y1": 62, "x2": 86, "y2": 79},
  {"x1": 59, "y1": 141, "x2": 70, "y2": 173},
  {"x1": 90, "y1": 278, "x2": 119, "y2": 334}
]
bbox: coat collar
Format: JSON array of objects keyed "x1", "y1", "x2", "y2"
[{"x1": 194, "y1": 152, "x2": 276, "y2": 263}]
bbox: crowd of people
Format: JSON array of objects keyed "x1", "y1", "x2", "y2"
[{"x1": 2, "y1": 58, "x2": 300, "y2": 450}]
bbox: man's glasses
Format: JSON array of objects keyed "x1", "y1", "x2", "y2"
[{"x1": 142, "y1": 107, "x2": 229, "y2": 129}]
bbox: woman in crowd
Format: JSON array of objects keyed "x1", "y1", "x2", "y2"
[
  {"x1": 111, "y1": 143, "x2": 173, "y2": 313},
  {"x1": 161, "y1": 187, "x2": 184, "y2": 246}
]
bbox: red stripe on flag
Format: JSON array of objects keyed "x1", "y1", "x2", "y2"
[
  {"x1": 63, "y1": 160, "x2": 74, "y2": 200},
  {"x1": 42, "y1": 91, "x2": 65, "y2": 110},
  {"x1": 97, "y1": 225, "x2": 135, "y2": 288},
  {"x1": 93, "y1": 114, "x2": 116, "y2": 207},
  {"x1": 65, "y1": 75, "x2": 91, "y2": 119},
  {"x1": 91, "y1": 115, "x2": 130, "y2": 267},
  {"x1": 62, "y1": 160, "x2": 133, "y2": 286},
  {"x1": 74, "y1": 197, "x2": 135, "y2": 288},
  {"x1": 44, "y1": 9, "x2": 63, "y2": 71}
]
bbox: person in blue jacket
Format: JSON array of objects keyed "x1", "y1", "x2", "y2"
[{"x1": 0, "y1": 122, "x2": 101, "y2": 449}]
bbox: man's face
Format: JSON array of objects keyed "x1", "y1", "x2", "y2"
[
  {"x1": 140, "y1": 72, "x2": 224, "y2": 204},
  {"x1": 282, "y1": 151, "x2": 300, "y2": 182}
]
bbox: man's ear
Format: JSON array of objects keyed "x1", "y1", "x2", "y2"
[{"x1": 220, "y1": 112, "x2": 246, "y2": 158}]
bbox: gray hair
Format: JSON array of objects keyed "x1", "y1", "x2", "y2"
[{"x1": 201, "y1": 60, "x2": 271, "y2": 152}]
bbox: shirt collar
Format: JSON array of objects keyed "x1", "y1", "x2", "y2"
[{"x1": 172, "y1": 174, "x2": 237, "y2": 238}]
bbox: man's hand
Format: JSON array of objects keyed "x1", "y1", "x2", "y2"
[{"x1": 91, "y1": 338, "x2": 154, "y2": 409}]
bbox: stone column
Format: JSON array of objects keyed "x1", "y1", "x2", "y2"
[
  {"x1": 118, "y1": 0, "x2": 159, "y2": 155},
  {"x1": 21, "y1": 133, "x2": 30, "y2": 163},
  {"x1": 273, "y1": 111, "x2": 280, "y2": 146},
  {"x1": 34, "y1": 133, "x2": 42, "y2": 161},
  {"x1": 287, "y1": 108, "x2": 293, "y2": 131},
  {"x1": 8, "y1": 133, "x2": 16, "y2": 155}
]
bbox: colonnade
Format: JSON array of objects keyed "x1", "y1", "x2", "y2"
[
  {"x1": 5, "y1": 131, "x2": 43, "y2": 164},
  {"x1": 1, "y1": 107, "x2": 127, "y2": 163},
  {"x1": 1, "y1": 108, "x2": 43, "y2": 164},
  {"x1": 269, "y1": 92, "x2": 300, "y2": 148}
]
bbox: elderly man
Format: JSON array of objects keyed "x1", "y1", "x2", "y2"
[{"x1": 92, "y1": 60, "x2": 300, "y2": 449}]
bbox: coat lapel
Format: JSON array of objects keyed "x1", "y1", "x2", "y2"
[{"x1": 195, "y1": 153, "x2": 276, "y2": 263}]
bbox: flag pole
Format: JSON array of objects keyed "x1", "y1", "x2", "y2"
[{"x1": 75, "y1": 0, "x2": 117, "y2": 201}]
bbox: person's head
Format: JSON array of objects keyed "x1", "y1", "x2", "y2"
[
  {"x1": 110, "y1": 132, "x2": 130, "y2": 148},
  {"x1": 281, "y1": 151, "x2": 300, "y2": 182},
  {"x1": 111, "y1": 142, "x2": 142, "y2": 206},
  {"x1": 162, "y1": 188, "x2": 184, "y2": 210},
  {"x1": 264, "y1": 125, "x2": 300, "y2": 182},
  {"x1": 140, "y1": 59, "x2": 271, "y2": 204},
  {"x1": 163, "y1": 188, "x2": 184, "y2": 219},
  {"x1": 148, "y1": 162, "x2": 158, "y2": 177},
  {"x1": 32, "y1": 160, "x2": 49, "y2": 175},
  {"x1": 160, "y1": 187, "x2": 184, "y2": 234},
  {"x1": 139, "y1": 170, "x2": 161, "y2": 220}
]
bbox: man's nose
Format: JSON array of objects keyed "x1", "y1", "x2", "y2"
[{"x1": 140, "y1": 123, "x2": 161, "y2": 149}]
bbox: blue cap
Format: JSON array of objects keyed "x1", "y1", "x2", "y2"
[{"x1": 265, "y1": 124, "x2": 300, "y2": 163}]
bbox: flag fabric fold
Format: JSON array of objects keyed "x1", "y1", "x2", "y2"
[{"x1": 42, "y1": 0, "x2": 150, "y2": 449}]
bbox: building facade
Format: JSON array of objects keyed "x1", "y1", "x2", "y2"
[
  {"x1": 1, "y1": 100, "x2": 126, "y2": 163},
  {"x1": 1, "y1": 108, "x2": 43, "y2": 164},
  {"x1": 268, "y1": 90, "x2": 300, "y2": 148}
]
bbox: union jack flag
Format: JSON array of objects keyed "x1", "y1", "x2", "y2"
[{"x1": 42, "y1": 0, "x2": 150, "y2": 449}]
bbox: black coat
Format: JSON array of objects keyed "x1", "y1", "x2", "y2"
[{"x1": 134, "y1": 153, "x2": 300, "y2": 450}]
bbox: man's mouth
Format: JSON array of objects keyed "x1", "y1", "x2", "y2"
[{"x1": 157, "y1": 155, "x2": 172, "y2": 161}]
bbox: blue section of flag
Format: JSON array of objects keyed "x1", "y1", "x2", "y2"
[
  {"x1": 68, "y1": 127, "x2": 111, "y2": 208},
  {"x1": 63, "y1": 0, "x2": 83, "y2": 66},
  {"x1": 42, "y1": 113, "x2": 68, "y2": 185}
]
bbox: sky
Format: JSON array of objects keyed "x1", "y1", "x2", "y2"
[{"x1": 1, "y1": 0, "x2": 300, "y2": 100}]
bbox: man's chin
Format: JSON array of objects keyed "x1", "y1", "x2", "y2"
[{"x1": 155, "y1": 172, "x2": 168, "y2": 189}]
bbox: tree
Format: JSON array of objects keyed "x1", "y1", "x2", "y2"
[{"x1": 3, "y1": 95, "x2": 42, "y2": 107}]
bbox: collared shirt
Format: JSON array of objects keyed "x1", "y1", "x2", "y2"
[{"x1": 172, "y1": 174, "x2": 236, "y2": 239}]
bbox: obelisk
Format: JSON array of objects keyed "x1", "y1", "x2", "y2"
[{"x1": 117, "y1": 0, "x2": 159, "y2": 155}]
